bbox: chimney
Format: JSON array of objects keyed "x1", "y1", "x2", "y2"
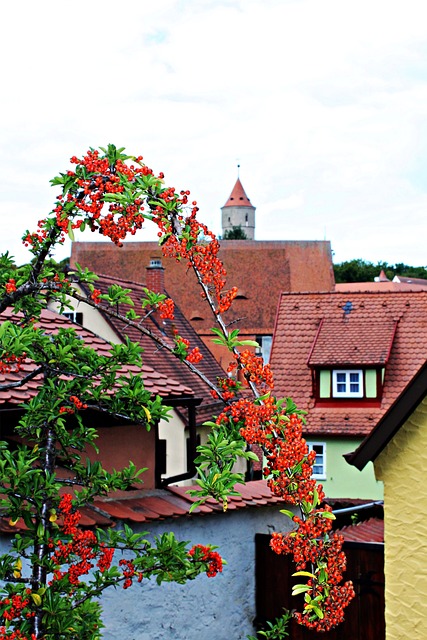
[{"x1": 146, "y1": 257, "x2": 165, "y2": 293}]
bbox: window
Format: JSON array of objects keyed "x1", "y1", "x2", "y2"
[
  {"x1": 63, "y1": 311, "x2": 83, "y2": 325},
  {"x1": 307, "y1": 442, "x2": 326, "y2": 479},
  {"x1": 332, "y1": 370, "x2": 363, "y2": 398},
  {"x1": 255, "y1": 335, "x2": 272, "y2": 364}
]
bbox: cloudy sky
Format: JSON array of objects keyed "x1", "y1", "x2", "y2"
[{"x1": 1, "y1": 0, "x2": 427, "y2": 267}]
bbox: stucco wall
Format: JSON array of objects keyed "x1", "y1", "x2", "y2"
[
  {"x1": 309, "y1": 438, "x2": 383, "y2": 500},
  {"x1": 0, "y1": 504, "x2": 291, "y2": 639},
  {"x1": 375, "y1": 396, "x2": 427, "y2": 640},
  {"x1": 99, "y1": 505, "x2": 292, "y2": 639}
]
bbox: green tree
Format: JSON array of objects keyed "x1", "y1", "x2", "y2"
[
  {"x1": 333, "y1": 258, "x2": 427, "y2": 283},
  {"x1": 0, "y1": 144, "x2": 353, "y2": 638},
  {"x1": 222, "y1": 225, "x2": 248, "y2": 240}
]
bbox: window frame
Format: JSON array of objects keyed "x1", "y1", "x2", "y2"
[
  {"x1": 307, "y1": 441, "x2": 326, "y2": 480},
  {"x1": 62, "y1": 311, "x2": 83, "y2": 325},
  {"x1": 332, "y1": 369, "x2": 364, "y2": 398}
]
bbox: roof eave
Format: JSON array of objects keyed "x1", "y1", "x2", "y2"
[{"x1": 345, "y1": 360, "x2": 427, "y2": 470}]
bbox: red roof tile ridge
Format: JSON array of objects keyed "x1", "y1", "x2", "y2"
[{"x1": 281, "y1": 288, "x2": 427, "y2": 297}]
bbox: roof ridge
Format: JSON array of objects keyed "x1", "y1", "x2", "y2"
[{"x1": 280, "y1": 289, "x2": 427, "y2": 298}]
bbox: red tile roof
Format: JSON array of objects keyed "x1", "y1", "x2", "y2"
[
  {"x1": 71, "y1": 240, "x2": 335, "y2": 338},
  {"x1": 0, "y1": 480, "x2": 286, "y2": 532},
  {"x1": 0, "y1": 308, "x2": 193, "y2": 405},
  {"x1": 308, "y1": 319, "x2": 397, "y2": 366},
  {"x1": 270, "y1": 290, "x2": 427, "y2": 437},
  {"x1": 222, "y1": 177, "x2": 253, "y2": 208},
  {"x1": 339, "y1": 517, "x2": 384, "y2": 543},
  {"x1": 336, "y1": 281, "x2": 427, "y2": 292},
  {"x1": 83, "y1": 273, "x2": 226, "y2": 424}
]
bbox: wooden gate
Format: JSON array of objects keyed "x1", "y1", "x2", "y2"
[{"x1": 254, "y1": 534, "x2": 384, "y2": 640}]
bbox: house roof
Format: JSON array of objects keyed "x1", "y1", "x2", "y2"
[
  {"x1": 71, "y1": 240, "x2": 335, "y2": 336},
  {"x1": 84, "y1": 273, "x2": 226, "y2": 424},
  {"x1": 336, "y1": 281, "x2": 427, "y2": 292},
  {"x1": 339, "y1": 517, "x2": 384, "y2": 544},
  {"x1": 0, "y1": 308, "x2": 193, "y2": 405},
  {"x1": 0, "y1": 480, "x2": 286, "y2": 532},
  {"x1": 270, "y1": 290, "x2": 427, "y2": 437},
  {"x1": 394, "y1": 275, "x2": 427, "y2": 286},
  {"x1": 345, "y1": 359, "x2": 427, "y2": 470},
  {"x1": 222, "y1": 177, "x2": 253, "y2": 208}
]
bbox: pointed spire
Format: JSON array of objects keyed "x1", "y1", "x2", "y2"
[
  {"x1": 223, "y1": 177, "x2": 252, "y2": 208},
  {"x1": 378, "y1": 270, "x2": 390, "y2": 282}
]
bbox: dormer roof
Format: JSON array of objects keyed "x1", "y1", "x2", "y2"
[
  {"x1": 308, "y1": 319, "x2": 398, "y2": 367},
  {"x1": 222, "y1": 178, "x2": 253, "y2": 208}
]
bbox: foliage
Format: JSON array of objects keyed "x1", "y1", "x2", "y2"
[
  {"x1": 222, "y1": 225, "x2": 248, "y2": 240},
  {"x1": 248, "y1": 609, "x2": 292, "y2": 639},
  {"x1": 333, "y1": 258, "x2": 427, "y2": 283},
  {"x1": 0, "y1": 144, "x2": 354, "y2": 638}
]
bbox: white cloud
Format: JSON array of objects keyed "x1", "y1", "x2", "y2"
[{"x1": 1, "y1": 0, "x2": 427, "y2": 266}]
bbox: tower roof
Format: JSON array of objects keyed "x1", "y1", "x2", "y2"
[{"x1": 222, "y1": 177, "x2": 253, "y2": 208}]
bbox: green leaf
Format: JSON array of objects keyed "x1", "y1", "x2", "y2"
[
  {"x1": 67, "y1": 219, "x2": 75, "y2": 241},
  {"x1": 292, "y1": 584, "x2": 311, "y2": 595},
  {"x1": 280, "y1": 509, "x2": 295, "y2": 519}
]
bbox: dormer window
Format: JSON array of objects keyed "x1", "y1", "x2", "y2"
[
  {"x1": 307, "y1": 317, "x2": 398, "y2": 405},
  {"x1": 332, "y1": 370, "x2": 363, "y2": 398}
]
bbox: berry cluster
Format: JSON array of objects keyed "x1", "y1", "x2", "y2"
[
  {"x1": 0, "y1": 353, "x2": 26, "y2": 375},
  {"x1": 158, "y1": 297, "x2": 175, "y2": 320},
  {"x1": 4, "y1": 279, "x2": 17, "y2": 294},
  {"x1": 118, "y1": 559, "x2": 143, "y2": 589},
  {"x1": 188, "y1": 545, "x2": 223, "y2": 578},
  {"x1": 49, "y1": 494, "x2": 113, "y2": 588}
]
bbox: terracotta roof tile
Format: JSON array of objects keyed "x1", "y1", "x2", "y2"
[
  {"x1": 0, "y1": 307, "x2": 193, "y2": 404},
  {"x1": 70, "y1": 240, "x2": 335, "y2": 338},
  {"x1": 339, "y1": 517, "x2": 384, "y2": 543},
  {"x1": 270, "y1": 290, "x2": 427, "y2": 437},
  {"x1": 308, "y1": 320, "x2": 397, "y2": 366},
  {"x1": 0, "y1": 480, "x2": 288, "y2": 532},
  {"x1": 222, "y1": 177, "x2": 253, "y2": 207},
  {"x1": 82, "y1": 274, "x2": 226, "y2": 425}
]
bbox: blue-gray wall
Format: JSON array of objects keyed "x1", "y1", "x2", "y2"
[
  {"x1": 0, "y1": 506, "x2": 292, "y2": 639},
  {"x1": 100, "y1": 506, "x2": 291, "y2": 639}
]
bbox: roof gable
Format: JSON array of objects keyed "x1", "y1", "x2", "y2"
[
  {"x1": 83, "y1": 273, "x2": 226, "y2": 424},
  {"x1": 345, "y1": 359, "x2": 427, "y2": 470}
]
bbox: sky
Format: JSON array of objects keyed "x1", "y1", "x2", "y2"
[{"x1": 1, "y1": 0, "x2": 427, "y2": 268}]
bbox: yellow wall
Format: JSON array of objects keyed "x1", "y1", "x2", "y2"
[{"x1": 375, "y1": 396, "x2": 427, "y2": 640}]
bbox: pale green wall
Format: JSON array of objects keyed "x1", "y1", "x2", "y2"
[
  {"x1": 310, "y1": 437, "x2": 383, "y2": 500},
  {"x1": 319, "y1": 370, "x2": 331, "y2": 397},
  {"x1": 365, "y1": 369, "x2": 377, "y2": 397}
]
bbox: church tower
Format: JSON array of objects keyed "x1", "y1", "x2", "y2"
[{"x1": 221, "y1": 176, "x2": 255, "y2": 240}]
